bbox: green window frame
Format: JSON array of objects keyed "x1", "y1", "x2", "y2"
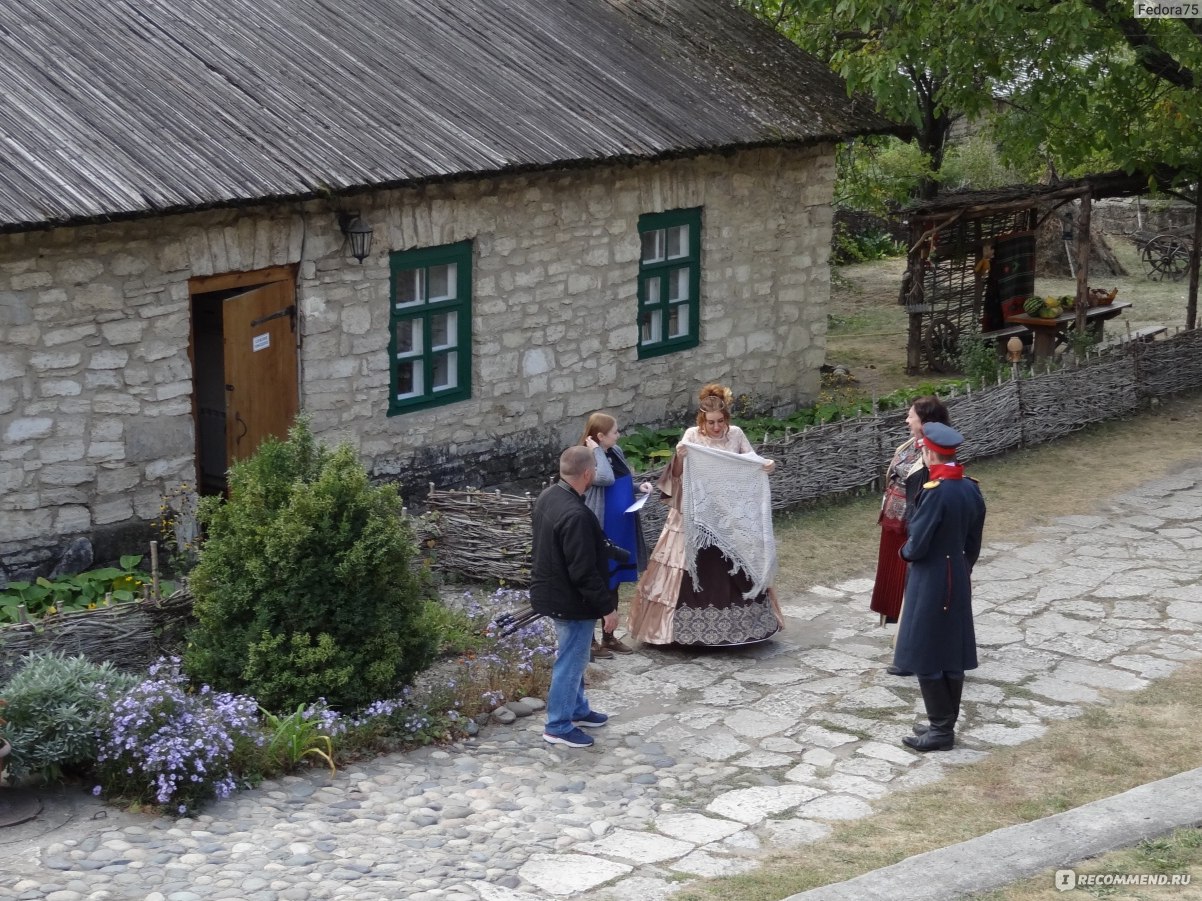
[
  {"x1": 388, "y1": 240, "x2": 473, "y2": 415},
  {"x1": 637, "y1": 207, "x2": 701, "y2": 359}
]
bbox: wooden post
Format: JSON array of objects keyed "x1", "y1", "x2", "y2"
[
  {"x1": 149, "y1": 539, "x2": 160, "y2": 600},
  {"x1": 1187, "y1": 190, "x2": 1200, "y2": 331},
  {"x1": 1074, "y1": 192, "x2": 1092, "y2": 336}
]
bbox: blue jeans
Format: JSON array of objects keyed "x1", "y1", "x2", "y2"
[{"x1": 546, "y1": 617, "x2": 594, "y2": 736}]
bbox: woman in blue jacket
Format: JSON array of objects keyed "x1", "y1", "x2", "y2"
[{"x1": 580, "y1": 412, "x2": 651, "y2": 657}]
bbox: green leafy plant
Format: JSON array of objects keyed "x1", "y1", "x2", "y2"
[
  {"x1": 184, "y1": 417, "x2": 441, "y2": 711},
  {"x1": 260, "y1": 703, "x2": 336, "y2": 775},
  {"x1": 0, "y1": 556, "x2": 175, "y2": 625},
  {"x1": 616, "y1": 379, "x2": 969, "y2": 470},
  {"x1": 617, "y1": 426, "x2": 685, "y2": 472},
  {"x1": 0, "y1": 652, "x2": 137, "y2": 781},
  {"x1": 957, "y1": 328, "x2": 1006, "y2": 388},
  {"x1": 833, "y1": 225, "x2": 906, "y2": 265}
]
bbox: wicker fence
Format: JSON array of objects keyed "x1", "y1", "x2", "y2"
[
  {"x1": 4, "y1": 330, "x2": 1199, "y2": 676},
  {"x1": 0, "y1": 588, "x2": 194, "y2": 683},
  {"x1": 415, "y1": 328, "x2": 1202, "y2": 586}
]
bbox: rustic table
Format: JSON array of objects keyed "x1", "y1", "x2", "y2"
[{"x1": 1004, "y1": 300, "x2": 1132, "y2": 363}]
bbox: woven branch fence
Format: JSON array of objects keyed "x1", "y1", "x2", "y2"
[
  {"x1": 4, "y1": 330, "x2": 1199, "y2": 677},
  {"x1": 0, "y1": 588, "x2": 194, "y2": 683},
  {"x1": 415, "y1": 328, "x2": 1202, "y2": 586}
]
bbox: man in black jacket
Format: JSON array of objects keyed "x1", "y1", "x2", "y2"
[{"x1": 531, "y1": 445, "x2": 619, "y2": 748}]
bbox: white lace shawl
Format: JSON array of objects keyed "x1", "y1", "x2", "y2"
[{"x1": 680, "y1": 441, "x2": 778, "y2": 598}]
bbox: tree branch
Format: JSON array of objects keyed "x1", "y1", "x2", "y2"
[{"x1": 1087, "y1": 0, "x2": 1196, "y2": 88}]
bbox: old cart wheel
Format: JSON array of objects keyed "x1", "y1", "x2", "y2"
[
  {"x1": 1142, "y1": 235, "x2": 1190, "y2": 281},
  {"x1": 923, "y1": 316, "x2": 960, "y2": 372}
]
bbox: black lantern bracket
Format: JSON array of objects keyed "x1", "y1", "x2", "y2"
[{"x1": 338, "y1": 212, "x2": 374, "y2": 263}]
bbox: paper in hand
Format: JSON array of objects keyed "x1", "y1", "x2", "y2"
[{"x1": 624, "y1": 493, "x2": 650, "y2": 514}]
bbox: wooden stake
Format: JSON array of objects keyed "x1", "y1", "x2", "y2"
[{"x1": 150, "y1": 539, "x2": 160, "y2": 600}]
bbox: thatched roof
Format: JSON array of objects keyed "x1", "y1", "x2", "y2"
[{"x1": 0, "y1": 0, "x2": 895, "y2": 233}]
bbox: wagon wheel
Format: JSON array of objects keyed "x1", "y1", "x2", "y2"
[
  {"x1": 1142, "y1": 235, "x2": 1190, "y2": 281},
  {"x1": 923, "y1": 316, "x2": 960, "y2": 372}
]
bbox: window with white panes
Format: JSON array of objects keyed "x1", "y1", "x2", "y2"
[
  {"x1": 637, "y1": 207, "x2": 701, "y2": 358},
  {"x1": 388, "y1": 240, "x2": 472, "y2": 414}
]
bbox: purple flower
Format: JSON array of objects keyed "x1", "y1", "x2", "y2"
[{"x1": 94, "y1": 657, "x2": 263, "y2": 813}]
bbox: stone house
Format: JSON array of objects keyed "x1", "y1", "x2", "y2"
[{"x1": 0, "y1": 0, "x2": 893, "y2": 578}]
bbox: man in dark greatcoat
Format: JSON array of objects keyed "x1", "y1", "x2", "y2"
[{"x1": 892, "y1": 422, "x2": 986, "y2": 752}]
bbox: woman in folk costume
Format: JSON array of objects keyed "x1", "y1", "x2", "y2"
[
  {"x1": 628, "y1": 384, "x2": 784, "y2": 647},
  {"x1": 580, "y1": 412, "x2": 652, "y2": 658},
  {"x1": 870, "y1": 396, "x2": 951, "y2": 641}
]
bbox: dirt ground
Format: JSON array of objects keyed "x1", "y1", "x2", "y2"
[{"x1": 825, "y1": 236, "x2": 1193, "y2": 396}]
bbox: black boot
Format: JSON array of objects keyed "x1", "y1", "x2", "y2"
[
  {"x1": 903, "y1": 677, "x2": 956, "y2": 752},
  {"x1": 912, "y1": 677, "x2": 964, "y2": 735}
]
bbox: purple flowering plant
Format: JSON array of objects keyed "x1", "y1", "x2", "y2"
[
  {"x1": 444, "y1": 587, "x2": 555, "y2": 713},
  {"x1": 94, "y1": 657, "x2": 262, "y2": 814}
]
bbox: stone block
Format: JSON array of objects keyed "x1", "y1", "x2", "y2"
[
  {"x1": 4, "y1": 417, "x2": 54, "y2": 443},
  {"x1": 88, "y1": 348, "x2": 130, "y2": 370},
  {"x1": 29, "y1": 351, "x2": 82, "y2": 372},
  {"x1": 125, "y1": 418, "x2": 194, "y2": 462},
  {"x1": 0, "y1": 291, "x2": 33, "y2": 326}
]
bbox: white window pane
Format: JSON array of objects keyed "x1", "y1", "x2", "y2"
[
  {"x1": 640, "y1": 310, "x2": 661, "y2": 345},
  {"x1": 666, "y1": 224, "x2": 689, "y2": 259},
  {"x1": 668, "y1": 303, "x2": 689, "y2": 338},
  {"x1": 428, "y1": 263, "x2": 456, "y2": 302},
  {"x1": 432, "y1": 352, "x2": 457, "y2": 391},
  {"x1": 641, "y1": 229, "x2": 665, "y2": 264},
  {"x1": 643, "y1": 278, "x2": 661, "y2": 306},
  {"x1": 395, "y1": 319, "x2": 422, "y2": 357},
  {"x1": 396, "y1": 269, "x2": 424, "y2": 308},
  {"x1": 430, "y1": 311, "x2": 456, "y2": 350},
  {"x1": 668, "y1": 267, "x2": 689, "y2": 301},
  {"x1": 397, "y1": 360, "x2": 424, "y2": 399}
]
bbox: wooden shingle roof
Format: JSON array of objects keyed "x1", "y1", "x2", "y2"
[{"x1": 0, "y1": 0, "x2": 894, "y2": 232}]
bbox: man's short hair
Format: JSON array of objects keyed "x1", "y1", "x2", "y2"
[{"x1": 560, "y1": 445, "x2": 596, "y2": 479}]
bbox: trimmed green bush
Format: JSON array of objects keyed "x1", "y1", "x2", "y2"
[
  {"x1": 0, "y1": 652, "x2": 137, "y2": 780},
  {"x1": 184, "y1": 419, "x2": 440, "y2": 712}
]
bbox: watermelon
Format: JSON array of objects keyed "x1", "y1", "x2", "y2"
[{"x1": 1023, "y1": 296, "x2": 1043, "y2": 315}]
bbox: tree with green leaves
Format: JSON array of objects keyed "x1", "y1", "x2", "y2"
[{"x1": 739, "y1": 0, "x2": 1200, "y2": 322}]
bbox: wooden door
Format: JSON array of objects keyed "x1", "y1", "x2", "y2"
[{"x1": 222, "y1": 281, "x2": 298, "y2": 464}]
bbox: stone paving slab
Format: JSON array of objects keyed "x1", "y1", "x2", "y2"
[{"x1": 0, "y1": 465, "x2": 1199, "y2": 901}]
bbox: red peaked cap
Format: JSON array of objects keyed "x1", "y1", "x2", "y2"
[{"x1": 920, "y1": 421, "x2": 964, "y2": 456}]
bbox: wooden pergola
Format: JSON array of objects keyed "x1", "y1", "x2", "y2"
[{"x1": 897, "y1": 170, "x2": 1199, "y2": 373}]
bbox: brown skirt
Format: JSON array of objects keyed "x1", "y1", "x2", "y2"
[
  {"x1": 870, "y1": 522, "x2": 908, "y2": 621},
  {"x1": 629, "y1": 508, "x2": 781, "y2": 647}
]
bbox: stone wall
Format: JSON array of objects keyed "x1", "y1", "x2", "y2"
[
  {"x1": 1092, "y1": 197, "x2": 1195, "y2": 236},
  {"x1": 0, "y1": 145, "x2": 835, "y2": 580}
]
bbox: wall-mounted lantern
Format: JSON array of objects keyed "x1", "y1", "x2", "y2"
[{"x1": 338, "y1": 212, "x2": 373, "y2": 263}]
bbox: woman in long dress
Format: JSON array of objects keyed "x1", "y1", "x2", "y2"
[
  {"x1": 628, "y1": 384, "x2": 783, "y2": 647},
  {"x1": 870, "y1": 395, "x2": 951, "y2": 627}
]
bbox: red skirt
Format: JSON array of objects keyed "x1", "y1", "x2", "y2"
[{"x1": 870, "y1": 522, "x2": 908, "y2": 620}]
